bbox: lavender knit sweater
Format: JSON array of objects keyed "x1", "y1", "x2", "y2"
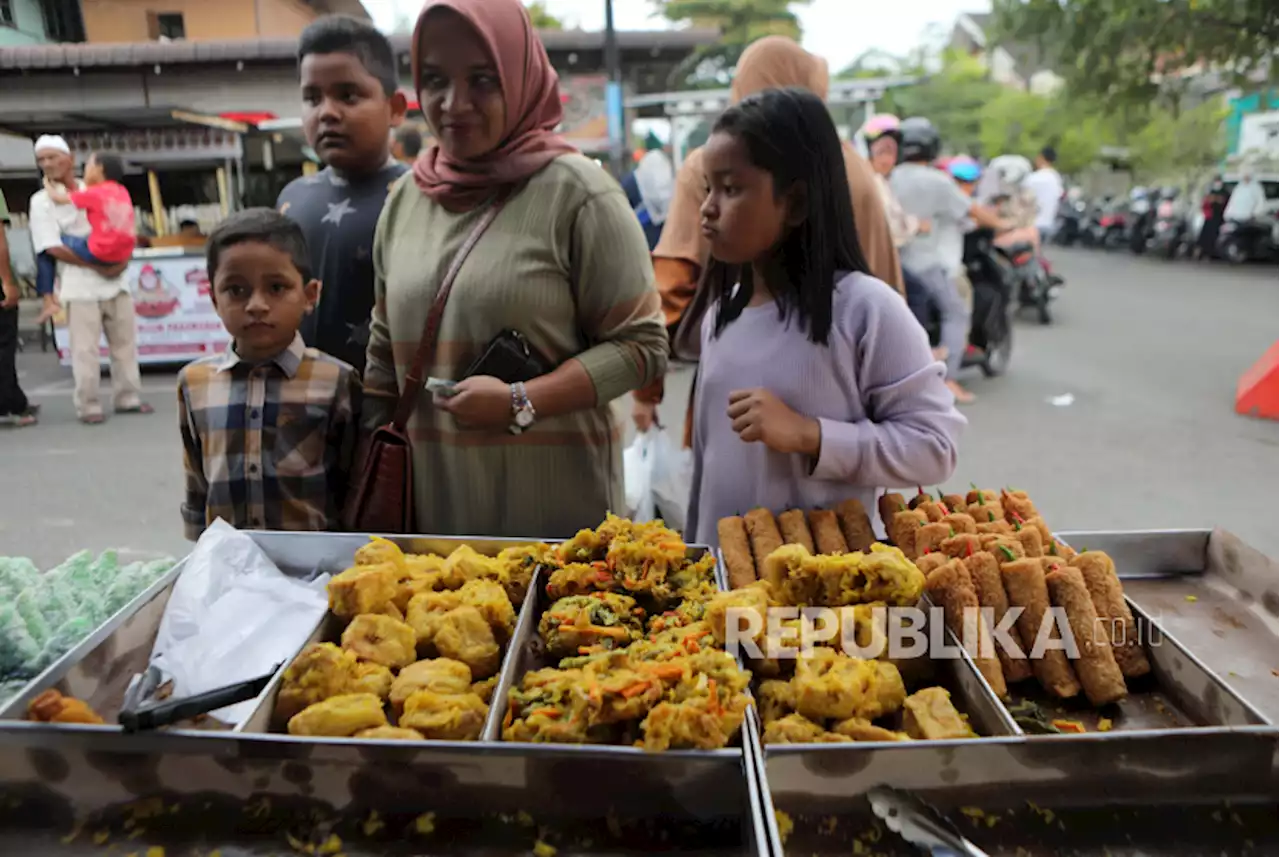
[{"x1": 687, "y1": 272, "x2": 966, "y2": 546}]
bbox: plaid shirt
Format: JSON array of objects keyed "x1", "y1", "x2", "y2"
[{"x1": 178, "y1": 334, "x2": 360, "y2": 540}]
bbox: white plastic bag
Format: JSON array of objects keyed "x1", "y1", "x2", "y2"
[
  {"x1": 649, "y1": 430, "x2": 692, "y2": 533},
  {"x1": 623, "y1": 432, "x2": 656, "y2": 523},
  {"x1": 148, "y1": 519, "x2": 331, "y2": 724},
  {"x1": 624, "y1": 429, "x2": 692, "y2": 531}
]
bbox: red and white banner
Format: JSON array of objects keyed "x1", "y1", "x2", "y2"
[{"x1": 53, "y1": 253, "x2": 229, "y2": 366}]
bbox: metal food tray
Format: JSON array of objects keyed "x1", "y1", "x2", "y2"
[
  {"x1": 975, "y1": 529, "x2": 1275, "y2": 736},
  {"x1": 757, "y1": 728, "x2": 1278, "y2": 856},
  {"x1": 238, "y1": 534, "x2": 544, "y2": 741},
  {"x1": 0, "y1": 728, "x2": 771, "y2": 856},
  {"x1": 0, "y1": 560, "x2": 186, "y2": 722},
  {"x1": 1058, "y1": 527, "x2": 1279, "y2": 723}
]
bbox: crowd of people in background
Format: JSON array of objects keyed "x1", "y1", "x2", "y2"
[{"x1": 0, "y1": 0, "x2": 1265, "y2": 548}]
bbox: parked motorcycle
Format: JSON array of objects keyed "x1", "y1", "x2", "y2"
[
  {"x1": 918, "y1": 228, "x2": 1015, "y2": 377},
  {"x1": 1086, "y1": 200, "x2": 1129, "y2": 249},
  {"x1": 1217, "y1": 217, "x2": 1280, "y2": 264},
  {"x1": 1053, "y1": 197, "x2": 1088, "y2": 246},
  {"x1": 1147, "y1": 190, "x2": 1188, "y2": 258},
  {"x1": 1127, "y1": 188, "x2": 1156, "y2": 254}
]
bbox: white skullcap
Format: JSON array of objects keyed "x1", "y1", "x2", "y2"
[{"x1": 33, "y1": 135, "x2": 71, "y2": 155}]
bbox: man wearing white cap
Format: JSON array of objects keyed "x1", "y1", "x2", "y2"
[{"x1": 29, "y1": 135, "x2": 150, "y2": 424}]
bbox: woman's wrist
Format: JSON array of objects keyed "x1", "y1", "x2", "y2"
[{"x1": 799, "y1": 416, "x2": 822, "y2": 458}]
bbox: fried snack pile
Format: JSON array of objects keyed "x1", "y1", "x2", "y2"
[
  {"x1": 906, "y1": 487, "x2": 1149, "y2": 710},
  {"x1": 279, "y1": 538, "x2": 555, "y2": 741},
  {"x1": 717, "y1": 500, "x2": 876, "y2": 589},
  {"x1": 759, "y1": 543, "x2": 925, "y2": 608},
  {"x1": 505, "y1": 516, "x2": 753, "y2": 751},
  {"x1": 26, "y1": 688, "x2": 104, "y2": 725}
]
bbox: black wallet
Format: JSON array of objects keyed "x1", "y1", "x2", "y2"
[{"x1": 461, "y1": 329, "x2": 554, "y2": 383}]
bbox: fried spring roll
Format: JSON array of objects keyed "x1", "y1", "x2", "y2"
[
  {"x1": 942, "y1": 513, "x2": 977, "y2": 535},
  {"x1": 1000, "y1": 559, "x2": 1081, "y2": 699},
  {"x1": 975, "y1": 518, "x2": 1012, "y2": 535},
  {"x1": 908, "y1": 491, "x2": 932, "y2": 510},
  {"x1": 809, "y1": 509, "x2": 849, "y2": 555},
  {"x1": 983, "y1": 536, "x2": 1026, "y2": 562},
  {"x1": 1023, "y1": 516, "x2": 1054, "y2": 547},
  {"x1": 925, "y1": 560, "x2": 1007, "y2": 698},
  {"x1": 940, "y1": 534, "x2": 983, "y2": 560},
  {"x1": 745, "y1": 509, "x2": 785, "y2": 577},
  {"x1": 878, "y1": 493, "x2": 907, "y2": 533},
  {"x1": 835, "y1": 498, "x2": 875, "y2": 552},
  {"x1": 717, "y1": 517, "x2": 757, "y2": 590},
  {"x1": 914, "y1": 522, "x2": 952, "y2": 559},
  {"x1": 1046, "y1": 566, "x2": 1128, "y2": 706},
  {"x1": 889, "y1": 510, "x2": 928, "y2": 557},
  {"x1": 942, "y1": 494, "x2": 966, "y2": 514},
  {"x1": 1001, "y1": 489, "x2": 1039, "y2": 525},
  {"x1": 1070, "y1": 552, "x2": 1150, "y2": 678},
  {"x1": 966, "y1": 488, "x2": 998, "y2": 505},
  {"x1": 914, "y1": 552, "x2": 949, "y2": 576},
  {"x1": 777, "y1": 509, "x2": 816, "y2": 553},
  {"x1": 1013, "y1": 525, "x2": 1044, "y2": 558},
  {"x1": 918, "y1": 501, "x2": 947, "y2": 523},
  {"x1": 1046, "y1": 539, "x2": 1078, "y2": 561},
  {"x1": 964, "y1": 551, "x2": 1033, "y2": 683}
]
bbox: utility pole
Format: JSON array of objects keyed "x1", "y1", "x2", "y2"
[{"x1": 604, "y1": 0, "x2": 627, "y2": 178}]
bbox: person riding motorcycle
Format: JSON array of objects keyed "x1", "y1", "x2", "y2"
[
  {"x1": 891, "y1": 117, "x2": 1007, "y2": 404},
  {"x1": 859, "y1": 114, "x2": 930, "y2": 250},
  {"x1": 981, "y1": 155, "x2": 1041, "y2": 253}
]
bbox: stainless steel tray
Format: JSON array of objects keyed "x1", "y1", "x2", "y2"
[
  {"x1": 757, "y1": 728, "x2": 1278, "y2": 856},
  {"x1": 1058, "y1": 527, "x2": 1279, "y2": 723},
  {"x1": 238, "y1": 534, "x2": 545, "y2": 741},
  {"x1": 0, "y1": 560, "x2": 185, "y2": 721},
  {"x1": 0, "y1": 728, "x2": 770, "y2": 856}
]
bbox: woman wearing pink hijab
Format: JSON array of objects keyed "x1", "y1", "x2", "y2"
[{"x1": 363, "y1": 0, "x2": 668, "y2": 537}]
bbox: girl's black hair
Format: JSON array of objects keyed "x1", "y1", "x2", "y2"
[
  {"x1": 708, "y1": 87, "x2": 869, "y2": 346},
  {"x1": 92, "y1": 152, "x2": 126, "y2": 183}
]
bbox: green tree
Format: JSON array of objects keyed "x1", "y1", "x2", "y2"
[
  {"x1": 992, "y1": 0, "x2": 1278, "y2": 107},
  {"x1": 525, "y1": 1, "x2": 564, "y2": 29},
  {"x1": 651, "y1": 0, "x2": 813, "y2": 88},
  {"x1": 877, "y1": 51, "x2": 1004, "y2": 157},
  {"x1": 1128, "y1": 98, "x2": 1229, "y2": 181}
]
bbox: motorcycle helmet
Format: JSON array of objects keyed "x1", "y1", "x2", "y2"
[
  {"x1": 947, "y1": 155, "x2": 982, "y2": 184},
  {"x1": 988, "y1": 154, "x2": 1033, "y2": 188},
  {"x1": 899, "y1": 117, "x2": 940, "y2": 163},
  {"x1": 860, "y1": 113, "x2": 901, "y2": 144}
]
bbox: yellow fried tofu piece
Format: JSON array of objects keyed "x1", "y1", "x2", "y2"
[
  {"x1": 354, "y1": 537, "x2": 405, "y2": 568},
  {"x1": 355, "y1": 726, "x2": 424, "y2": 740},
  {"x1": 399, "y1": 690, "x2": 488, "y2": 741},
  {"x1": 757, "y1": 679, "x2": 795, "y2": 724},
  {"x1": 275, "y1": 642, "x2": 362, "y2": 722},
  {"x1": 705, "y1": 585, "x2": 770, "y2": 646},
  {"x1": 458, "y1": 579, "x2": 517, "y2": 642},
  {"x1": 390, "y1": 658, "x2": 473, "y2": 716},
  {"x1": 762, "y1": 713, "x2": 851, "y2": 745},
  {"x1": 793, "y1": 649, "x2": 906, "y2": 722},
  {"x1": 340, "y1": 614, "x2": 417, "y2": 669},
  {"x1": 405, "y1": 589, "x2": 464, "y2": 650},
  {"x1": 441, "y1": 545, "x2": 503, "y2": 589},
  {"x1": 328, "y1": 564, "x2": 400, "y2": 620},
  {"x1": 830, "y1": 717, "x2": 910, "y2": 742},
  {"x1": 433, "y1": 606, "x2": 502, "y2": 679},
  {"x1": 902, "y1": 687, "x2": 976, "y2": 740},
  {"x1": 350, "y1": 661, "x2": 394, "y2": 699},
  {"x1": 287, "y1": 693, "x2": 388, "y2": 737}
]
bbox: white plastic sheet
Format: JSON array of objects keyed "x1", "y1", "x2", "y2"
[
  {"x1": 624, "y1": 429, "x2": 692, "y2": 532},
  {"x1": 148, "y1": 519, "x2": 331, "y2": 724}
]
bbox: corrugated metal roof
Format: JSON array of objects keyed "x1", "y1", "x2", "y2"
[{"x1": 0, "y1": 28, "x2": 720, "y2": 71}]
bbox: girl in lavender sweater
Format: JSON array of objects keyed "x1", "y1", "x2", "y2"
[{"x1": 686, "y1": 88, "x2": 965, "y2": 547}]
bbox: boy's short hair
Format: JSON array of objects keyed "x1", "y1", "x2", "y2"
[
  {"x1": 206, "y1": 208, "x2": 312, "y2": 282},
  {"x1": 298, "y1": 15, "x2": 399, "y2": 97},
  {"x1": 1040, "y1": 145, "x2": 1058, "y2": 164},
  {"x1": 94, "y1": 152, "x2": 127, "y2": 183},
  {"x1": 395, "y1": 126, "x2": 423, "y2": 158}
]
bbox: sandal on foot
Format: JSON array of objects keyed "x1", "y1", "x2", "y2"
[
  {"x1": 116, "y1": 402, "x2": 155, "y2": 415},
  {"x1": 80, "y1": 414, "x2": 106, "y2": 425}
]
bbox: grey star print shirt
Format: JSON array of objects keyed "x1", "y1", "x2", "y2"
[{"x1": 277, "y1": 161, "x2": 408, "y2": 373}]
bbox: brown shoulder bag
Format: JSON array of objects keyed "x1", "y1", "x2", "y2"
[{"x1": 342, "y1": 197, "x2": 508, "y2": 534}]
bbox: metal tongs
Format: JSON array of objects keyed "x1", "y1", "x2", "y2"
[
  {"x1": 867, "y1": 786, "x2": 991, "y2": 857},
  {"x1": 118, "y1": 663, "x2": 280, "y2": 733}
]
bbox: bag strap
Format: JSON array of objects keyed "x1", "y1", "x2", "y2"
[{"x1": 389, "y1": 195, "x2": 509, "y2": 431}]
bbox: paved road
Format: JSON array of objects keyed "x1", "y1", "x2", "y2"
[{"x1": 2, "y1": 249, "x2": 1276, "y2": 569}]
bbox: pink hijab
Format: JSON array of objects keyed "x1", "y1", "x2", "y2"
[{"x1": 411, "y1": 0, "x2": 576, "y2": 212}]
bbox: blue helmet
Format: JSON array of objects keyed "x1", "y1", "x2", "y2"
[{"x1": 947, "y1": 155, "x2": 982, "y2": 183}]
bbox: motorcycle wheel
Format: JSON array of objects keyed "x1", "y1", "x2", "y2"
[
  {"x1": 1223, "y1": 239, "x2": 1247, "y2": 265},
  {"x1": 1037, "y1": 296, "x2": 1052, "y2": 325},
  {"x1": 981, "y1": 317, "x2": 1013, "y2": 377}
]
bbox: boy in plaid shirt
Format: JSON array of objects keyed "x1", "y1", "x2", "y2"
[{"x1": 178, "y1": 208, "x2": 361, "y2": 539}]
